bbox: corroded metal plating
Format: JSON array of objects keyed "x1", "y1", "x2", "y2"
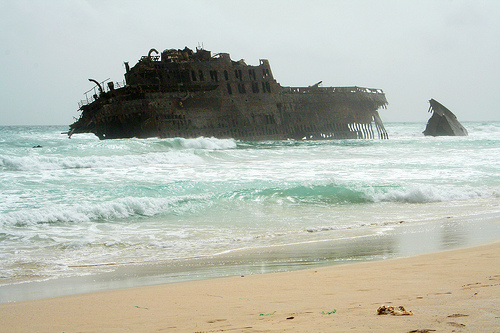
[{"x1": 423, "y1": 99, "x2": 468, "y2": 136}]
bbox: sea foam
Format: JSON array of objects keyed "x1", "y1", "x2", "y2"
[{"x1": 1, "y1": 123, "x2": 499, "y2": 289}]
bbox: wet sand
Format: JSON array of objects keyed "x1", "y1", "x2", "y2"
[{"x1": 1, "y1": 242, "x2": 498, "y2": 332}]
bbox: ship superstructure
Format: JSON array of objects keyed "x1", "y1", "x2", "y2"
[{"x1": 69, "y1": 47, "x2": 388, "y2": 140}]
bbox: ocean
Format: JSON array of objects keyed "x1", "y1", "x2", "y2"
[{"x1": 1, "y1": 122, "x2": 499, "y2": 302}]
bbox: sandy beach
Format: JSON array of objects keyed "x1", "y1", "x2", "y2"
[{"x1": 1, "y1": 242, "x2": 498, "y2": 332}]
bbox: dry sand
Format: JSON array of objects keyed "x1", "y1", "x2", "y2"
[{"x1": 1, "y1": 242, "x2": 499, "y2": 332}]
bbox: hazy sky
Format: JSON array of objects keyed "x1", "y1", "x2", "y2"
[{"x1": 1, "y1": 0, "x2": 499, "y2": 125}]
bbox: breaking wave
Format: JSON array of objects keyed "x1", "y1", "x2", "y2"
[
  {"x1": 4, "y1": 182, "x2": 497, "y2": 227},
  {"x1": 0, "y1": 195, "x2": 209, "y2": 227},
  {"x1": 0, "y1": 137, "x2": 237, "y2": 171},
  {"x1": 0, "y1": 152, "x2": 204, "y2": 171},
  {"x1": 222, "y1": 183, "x2": 499, "y2": 205},
  {"x1": 369, "y1": 184, "x2": 499, "y2": 203}
]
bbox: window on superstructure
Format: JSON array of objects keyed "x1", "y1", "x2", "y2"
[
  {"x1": 238, "y1": 69, "x2": 243, "y2": 81},
  {"x1": 210, "y1": 70, "x2": 218, "y2": 82},
  {"x1": 227, "y1": 83, "x2": 232, "y2": 94},
  {"x1": 191, "y1": 70, "x2": 197, "y2": 82},
  {"x1": 238, "y1": 83, "x2": 246, "y2": 94},
  {"x1": 198, "y1": 70, "x2": 204, "y2": 81},
  {"x1": 252, "y1": 82, "x2": 259, "y2": 93},
  {"x1": 224, "y1": 70, "x2": 229, "y2": 81},
  {"x1": 249, "y1": 69, "x2": 256, "y2": 80}
]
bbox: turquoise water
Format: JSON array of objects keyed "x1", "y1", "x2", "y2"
[{"x1": 1, "y1": 122, "x2": 499, "y2": 292}]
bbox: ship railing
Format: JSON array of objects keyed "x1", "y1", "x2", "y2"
[
  {"x1": 140, "y1": 55, "x2": 160, "y2": 61},
  {"x1": 78, "y1": 79, "x2": 127, "y2": 109},
  {"x1": 283, "y1": 86, "x2": 384, "y2": 94}
]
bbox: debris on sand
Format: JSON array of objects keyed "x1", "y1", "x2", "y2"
[{"x1": 377, "y1": 305, "x2": 413, "y2": 316}]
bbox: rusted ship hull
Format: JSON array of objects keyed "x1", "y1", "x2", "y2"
[{"x1": 69, "y1": 48, "x2": 388, "y2": 140}]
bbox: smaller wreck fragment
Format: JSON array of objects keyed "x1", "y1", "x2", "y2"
[{"x1": 423, "y1": 99, "x2": 468, "y2": 136}]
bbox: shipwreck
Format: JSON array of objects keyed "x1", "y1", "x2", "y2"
[
  {"x1": 423, "y1": 99, "x2": 468, "y2": 137},
  {"x1": 68, "y1": 47, "x2": 389, "y2": 141}
]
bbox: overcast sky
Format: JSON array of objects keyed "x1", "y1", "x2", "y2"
[{"x1": 1, "y1": 0, "x2": 499, "y2": 125}]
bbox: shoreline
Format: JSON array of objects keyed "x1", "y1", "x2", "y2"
[
  {"x1": 1, "y1": 241, "x2": 499, "y2": 332},
  {"x1": 1, "y1": 213, "x2": 499, "y2": 304}
]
